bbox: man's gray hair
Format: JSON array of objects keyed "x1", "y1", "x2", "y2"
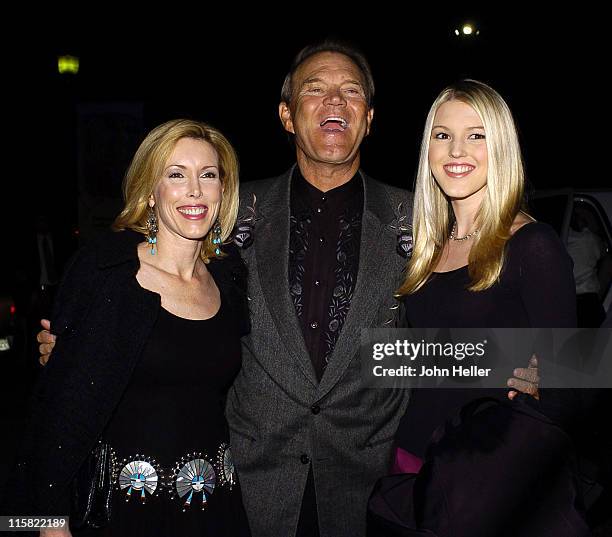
[{"x1": 280, "y1": 39, "x2": 375, "y2": 108}]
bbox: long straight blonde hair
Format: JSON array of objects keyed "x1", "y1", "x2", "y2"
[
  {"x1": 113, "y1": 119, "x2": 240, "y2": 262},
  {"x1": 398, "y1": 80, "x2": 525, "y2": 295}
]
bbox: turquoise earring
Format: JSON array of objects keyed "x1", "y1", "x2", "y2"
[
  {"x1": 212, "y1": 221, "x2": 222, "y2": 255},
  {"x1": 146, "y1": 206, "x2": 158, "y2": 255}
]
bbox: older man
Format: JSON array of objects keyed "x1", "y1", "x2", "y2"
[{"x1": 226, "y1": 41, "x2": 411, "y2": 537}]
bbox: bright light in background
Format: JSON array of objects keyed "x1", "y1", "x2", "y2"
[
  {"x1": 454, "y1": 22, "x2": 480, "y2": 37},
  {"x1": 58, "y1": 55, "x2": 79, "y2": 75}
]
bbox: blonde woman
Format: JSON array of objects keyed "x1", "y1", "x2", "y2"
[
  {"x1": 9, "y1": 120, "x2": 250, "y2": 536},
  {"x1": 394, "y1": 80, "x2": 576, "y2": 466},
  {"x1": 365, "y1": 80, "x2": 589, "y2": 536}
]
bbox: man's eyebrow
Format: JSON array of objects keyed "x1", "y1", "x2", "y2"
[
  {"x1": 301, "y1": 77, "x2": 364, "y2": 86},
  {"x1": 342, "y1": 79, "x2": 364, "y2": 86},
  {"x1": 302, "y1": 77, "x2": 325, "y2": 85}
]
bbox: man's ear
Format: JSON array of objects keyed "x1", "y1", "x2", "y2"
[
  {"x1": 365, "y1": 108, "x2": 375, "y2": 136},
  {"x1": 279, "y1": 102, "x2": 295, "y2": 134}
]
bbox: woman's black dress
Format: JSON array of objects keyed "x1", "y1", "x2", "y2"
[
  {"x1": 396, "y1": 222, "x2": 577, "y2": 457},
  {"x1": 79, "y1": 290, "x2": 250, "y2": 536},
  {"x1": 367, "y1": 223, "x2": 590, "y2": 536}
]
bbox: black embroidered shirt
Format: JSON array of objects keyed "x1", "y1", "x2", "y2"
[{"x1": 288, "y1": 168, "x2": 364, "y2": 381}]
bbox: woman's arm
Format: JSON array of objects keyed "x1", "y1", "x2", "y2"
[
  {"x1": 13, "y1": 243, "x2": 104, "y2": 517},
  {"x1": 36, "y1": 245, "x2": 99, "y2": 365},
  {"x1": 514, "y1": 223, "x2": 577, "y2": 327}
]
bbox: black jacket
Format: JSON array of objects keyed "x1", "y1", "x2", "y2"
[{"x1": 5, "y1": 229, "x2": 248, "y2": 516}]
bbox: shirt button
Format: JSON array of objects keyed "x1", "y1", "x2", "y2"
[
  {"x1": 319, "y1": 237, "x2": 325, "y2": 244},
  {"x1": 311, "y1": 404, "x2": 321, "y2": 415},
  {"x1": 300, "y1": 454, "x2": 310, "y2": 464},
  {"x1": 314, "y1": 280, "x2": 321, "y2": 286},
  {"x1": 316, "y1": 207, "x2": 322, "y2": 213},
  {"x1": 310, "y1": 322, "x2": 318, "y2": 329},
  {"x1": 321, "y1": 196, "x2": 327, "y2": 202}
]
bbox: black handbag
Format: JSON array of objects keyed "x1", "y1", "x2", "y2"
[
  {"x1": 368, "y1": 397, "x2": 590, "y2": 537},
  {"x1": 70, "y1": 442, "x2": 114, "y2": 529}
]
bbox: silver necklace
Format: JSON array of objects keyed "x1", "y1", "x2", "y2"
[{"x1": 449, "y1": 221, "x2": 480, "y2": 241}]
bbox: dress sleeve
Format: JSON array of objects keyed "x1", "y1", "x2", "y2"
[
  {"x1": 511, "y1": 223, "x2": 577, "y2": 328},
  {"x1": 50, "y1": 242, "x2": 100, "y2": 337}
]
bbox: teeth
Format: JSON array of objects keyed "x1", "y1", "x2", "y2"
[
  {"x1": 320, "y1": 117, "x2": 348, "y2": 129},
  {"x1": 178, "y1": 207, "x2": 206, "y2": 215},
  {"x1": 445, "y1": 165, "x2": 474, "y2": 174}
]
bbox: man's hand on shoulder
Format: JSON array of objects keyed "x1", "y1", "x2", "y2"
[
  {"x1": 37, "y1": 319, "x2": 57, "y2": 366},
  {"x1": 507, "y1": 355, "x2": 539, "y2": 400}
]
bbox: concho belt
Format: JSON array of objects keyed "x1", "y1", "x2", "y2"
[{"x1": 108, "y1": 442, "x2": 236, "y2": 510}]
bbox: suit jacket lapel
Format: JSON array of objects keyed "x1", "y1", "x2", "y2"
[
  {"x1": 254, "y1": 168, "x2": 318, "y2": 387},
  {"x1": 317, "y1": 174, "x2": 399, "y2": 397}
]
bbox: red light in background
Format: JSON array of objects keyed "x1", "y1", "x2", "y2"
[{"x1": 10, "y1": 305, "x2": 16, "y2": 315}]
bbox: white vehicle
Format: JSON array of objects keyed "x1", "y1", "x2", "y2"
[{"x1": 530, "y1": 189, "x2": 612, "y2": 322}]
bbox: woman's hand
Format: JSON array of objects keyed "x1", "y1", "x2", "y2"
[{"x1": 507, "y1": 354, "x2": 539, "y2": 400}]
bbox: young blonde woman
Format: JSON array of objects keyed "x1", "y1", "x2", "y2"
[
  {"x1": 367, "y1": 80, "x2": 588, "y2": 536},
  {"x1": 394, "y1": 79, "x2": 576, "y2": 466}
]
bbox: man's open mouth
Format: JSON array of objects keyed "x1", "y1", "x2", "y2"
[{"x1": 319, "y1": 116, "x2": 348, "y2": 130}]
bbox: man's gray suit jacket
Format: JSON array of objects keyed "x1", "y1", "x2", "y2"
[{"x1": 226, "y1": 165, "x2": 413, "y2": 537}]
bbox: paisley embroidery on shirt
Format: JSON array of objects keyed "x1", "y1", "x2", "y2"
[
  {"x1": 289, "y1": 209, "x2": 312, "y2": 317},
  {"x1": 323, "y1": 211, "x2": 362, "y2": 367}
]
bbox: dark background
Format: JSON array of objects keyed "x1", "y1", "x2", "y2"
[
  {"x1": 4, "y1": 8, "x2": 605, "y2": 263},
  {"x1": 3, "y1": 6, "x2": 606, "y2": 368},
  {"x1": 1, "y1": 8, "x2": 610, "y2": 531}
]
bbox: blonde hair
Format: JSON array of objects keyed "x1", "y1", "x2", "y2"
[
  {"x1": 398, "y1": 80, "x2": 525, "y2": 295},
  {"x1": 113, "y1": 119, "x2": 240, "y2": 262}
]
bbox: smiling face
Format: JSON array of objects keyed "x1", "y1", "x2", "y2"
[
  {"x1": 429, "y1": 100, "x2": 488, "y2": 203},
  {"x1": 279, "y1": 51, "x2": 374, "y2": 169},
  {"x1": 150, "y1": 137, "x2": 223, "y2": 244}
]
